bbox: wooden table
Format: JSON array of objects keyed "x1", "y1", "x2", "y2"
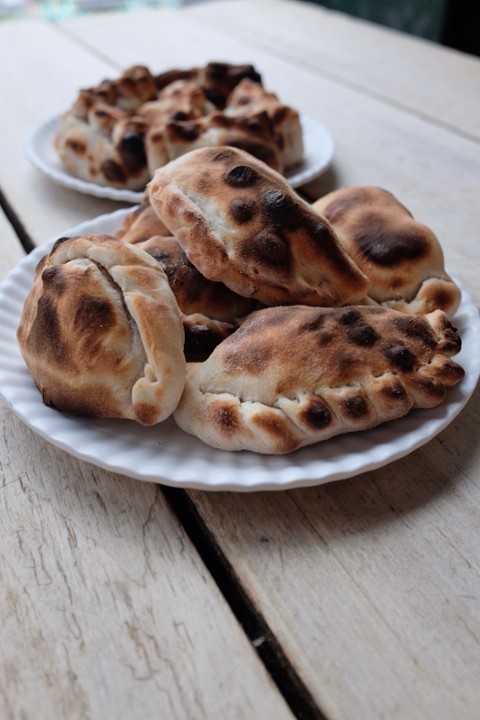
[{"x1": 1, "y1": 1, "x2": 480, "y2": 718}]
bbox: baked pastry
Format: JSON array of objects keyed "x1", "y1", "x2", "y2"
[
  {"x1": 174, "y1": 304, "x2": 464, "y2": 454},
  {"x1": 312, "y1": 187, "x2": 461, "y2": 317},
  {"x1": 54, "y1": 103, "x2": 151, "y2": 190},
  {"x1": 143, "y1": 108, "x2": 281, "y2": 177},
  {"x1": 17, "y1": 234, "x2": 186, "y2": 424},
  {"x1": 148, "y1": 146, "x2": 369, "y2": 306},
  {"x1": 116, "y1": 200, "x2": 258, "y2": 360},
  {"x1": 53, "y1": 61, "x2": 301, "y2": 190},
  {"x1": 226, "y1": 77, "x2": 304, "y2": 169}
]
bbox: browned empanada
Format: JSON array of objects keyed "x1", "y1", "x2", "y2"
[
  {"x1": 17, "y1": 234, "x2": 186, "y2": 424},
  {"x1": 148, "y1": 146, "x2": 369, "y2": 306},
  {"x1": 174, "y1": 305, "x2": 464, "y2": 454},
  {"x1": 116, "y1": 200, "x2": 258, "y2": 359},
  {"x1": 312, "y1": 187, "x2": 461, "y2": 317},
  {"x1": 226, "y1": 77, "x2": 304, "y2": 169}
]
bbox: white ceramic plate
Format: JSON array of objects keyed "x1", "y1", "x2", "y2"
[
  {"x1": 25, "y1": 113, "x2": 334, "y2": 203},
  {"x1": 0, "y1": 208, "x2": 479, "y2": 492}
]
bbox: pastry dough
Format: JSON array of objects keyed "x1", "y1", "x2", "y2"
[
  {"x1": 53, "y1": 62, "x2": 301, "y2": 190},
  {"x1": 174, "y1": 305, "x2": 464, "y2": 454},
  {"x1": 148, "y1": 146, "x2": 369, "y2": 306},
  {"x1": 116, "y1": 200, "x2": 258, "y2": 359},
  {"x1": 17, "y1": 234, "x2": 186, "y2": 424},
  {"x1": 312, "y1": 186, "x2": 461, "y2": 317}
]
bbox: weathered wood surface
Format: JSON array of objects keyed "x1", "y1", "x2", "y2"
[{"x1": 1, "y1": 2, "x2": 480, "y2": 718}]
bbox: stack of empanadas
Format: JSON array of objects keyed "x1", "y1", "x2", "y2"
[
  {"x1": 18, "y1": 145, "x2": 465, "y2": 454},
  {"x1": 53, "y1": 61, "x2": 304, "y2": 191}
]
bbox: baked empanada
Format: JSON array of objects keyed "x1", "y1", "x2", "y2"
[
  {"x1": 148, "y1": 146, "x2": 369, "y2": 306},
  {"x1": 17, "y1": 234, "x2": 186, "y2": 424},
  {"x1": 226, "y1": 77, "x2": 304, "y2": 169},
  {"x1": 116, "y1": 201, "x2": 258, "y2": 360},
  {"x1": 174, "y1": 305, "x2": 464, "y2": 454},
  {"x1": 312, "y1": 187, "x2": 461, "y2": 317}
]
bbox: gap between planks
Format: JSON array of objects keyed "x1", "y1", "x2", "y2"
[{"x1": 162, "y1": 485, "x2": 329, "y2": 720}]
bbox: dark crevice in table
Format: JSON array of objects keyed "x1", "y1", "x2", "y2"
[
  {"x1": 0, "y1": 188, "x2": 35, "y2": 254},
  {"x1": 162, "y1": 484, "x2": 329, "y2": 720}
]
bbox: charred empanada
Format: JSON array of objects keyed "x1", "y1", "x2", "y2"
[
  {"x1": 17, "y1": 235, "x2": 186, "y2": 424},
  {"x1": 148, "y1": 146, "x2": 369, "y2": 306},
  {"x1": 116, "y1": 201, "x2": 258, "y2": 360},
  {"x1": 174, "y1": 305, "x2": 464, "y2": 454},
  {"x1": 312, "y1": 187, "x2": 461, "y2": 317}
]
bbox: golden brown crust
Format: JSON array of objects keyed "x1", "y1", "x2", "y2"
[
  {"x1": 312, "y1": 186, "x2": 461, "y2": 317},
  {"x1": 173, "y1": 305, "x2": 464, "y2": 454},
  {"x1": 17, "y1": 234, "x2": 186, "y2": 424},
  {"x1": 148, "y1": 146, "x2": 369, "y2": 306}
]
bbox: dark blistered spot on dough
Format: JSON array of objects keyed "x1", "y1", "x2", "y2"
[
  {"x1": 207, "y1": 399, "x2": 241, "y2": 437},
  {"x1": 26, "y1": 296, "x2": 68, "y2": 365},
  {"x1": 263, "y1": 190, "x2": 301, "y2": 230},
  {"x1": 225, "y1": 164, "x2": 260, "y2": 187},
  {"x1": 167, "y1": 121, "x2": 201, "y2": 142},
  {"x1": 384, "y1": 343, "x2": 416, "y2": 372},
  {"x1": 101, "y1": 160, "x2": 126, "y2": 184},
  {"x1": 73, "y1": 295, "x2": 116, "y2": 334},
  {"x1": 339, "y1": 309, "x2": 362, "y2": 325},
  {"x1": 302, "y1": 398, "x2": 332, "y2": 429},
  {"x1": 66, "y1": 138, "x2": 87, "y2": 156},
  {"x1": 409, "y1": 376, "x2": 446, "y2": 403},
  {"x1": 339, "y1": 309, "x2": 379, "y2": 347},
  {"x1": 354, "y1": 217, "x2": 429, "y2": 267},
  {"x1": 300, "y1": 311, "x2": 329, "y2": 333},
  {"x1": 118, "y1": 132, "x2": 146, "y2": 172},
  {"x1": 343, "y1": 394, "x2": 369, "y2": 419},
  {"x1": 230, "y1": 198, "x2": 257, "y2": 224},
  {"x1": 41, "y1": 266, "x2": 67, "y2": 294},
  {"x1": 134, "y1": 403, "x2": 160, "y2": 426},
  {"x1": 252, "y1": 410, "x2": 299, "y2": 453},
  {"x1": 380, "y1": 380, "x2": 408, "y2": 402},
  {"x1": 241, "y1": 231, "x2": 291, "y2": 270},
  {"x1": 346, "y1": 322, "x2": 379, "y2": 347},
  {"x1": 393, "y1": 315, "x2": 436, "y2": 349}
]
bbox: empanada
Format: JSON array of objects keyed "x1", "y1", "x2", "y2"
[
  {"x1": 174, "y1": 305, "x2": 464, "y2": 454},
  {"x1": 148, "y1": 146, "x2": 369, "y2": 306},
  {"x1": 116, "y1": 201, "x2": 258, "y2": 360},
  {"x1": 17, "y1": 235, "x2": 186, "y2": 424},
  {"x1": 226, "y1": 77, "x2": 304, "y2": 169},
  {"x1": 312, "y1": 187, "x2": 461, "y2": 317}
]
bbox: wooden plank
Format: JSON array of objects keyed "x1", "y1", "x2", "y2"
[
  {"x1": 186, "y1": 0, "x2": 480, "y2": 142},
  {"x1": 0, "y1": 20, "x2": 130, "y2": 243},
  {"x1": 188, "y1": 381, "x2": 480, "y2": 720},
  {"x1": 0, "y1": 209, "x2": 293, "y2": 719}
]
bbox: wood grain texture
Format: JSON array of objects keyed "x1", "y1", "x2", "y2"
[
  {"x1": 188, "y1": 382, "x2": 480, "y2": 720},
  {"x1": 0, "y1": 219, "x2": 293, "y2": 718},
  {"x1": 1, "y1": 4, "x2": 480, "y2": 719}
]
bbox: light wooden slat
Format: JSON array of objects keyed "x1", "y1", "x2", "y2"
[
  {"x1": 0, "y1": 20, "x2": 130, "y2": 242},
  {"x1": 0, "y1": 210, "x2": 293, "y2": 719},
  {"x1": 188, "y1": 382, "x2": 480, "y2": 720},
  {"x1": 186, "y1": 0, "x2": 480, "y2": 142}
]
